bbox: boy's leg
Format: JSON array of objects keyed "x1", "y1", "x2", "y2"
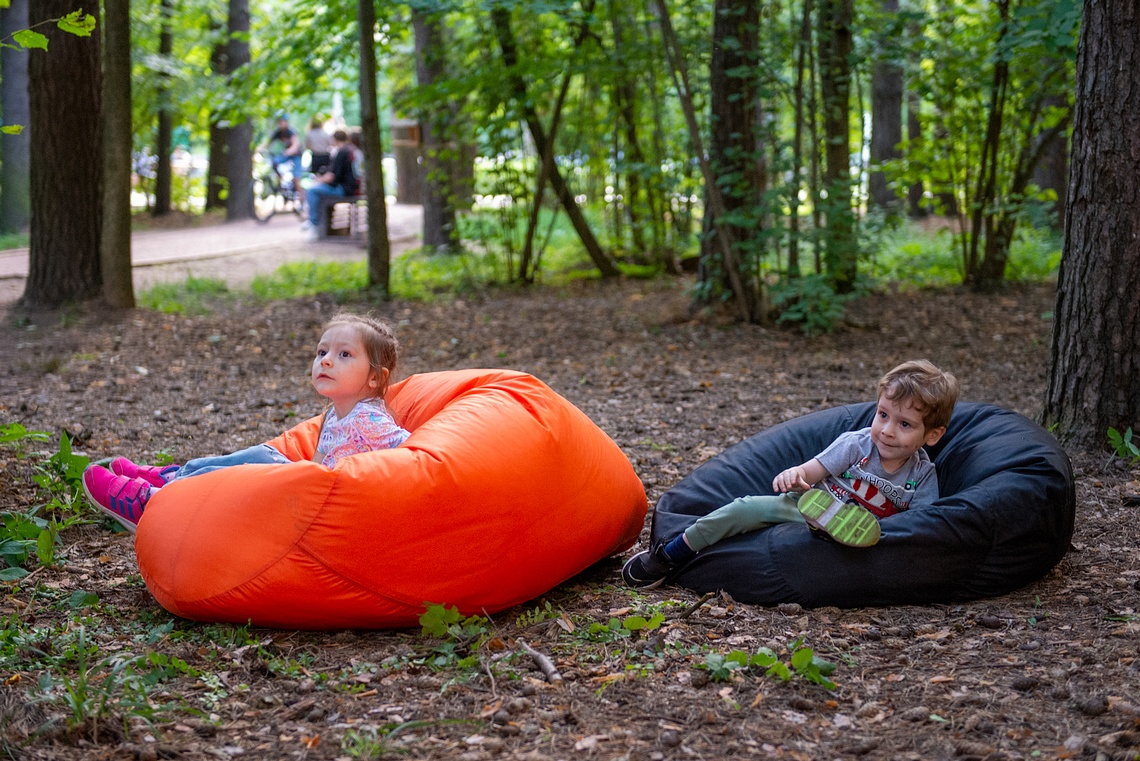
[
  {"x1": 683, "y1": 493, "x2": 804, "y2": 552},
  {"x1": 623, "y1": 493, "x2": 804, "y2": 590},
  {"x1": 797, "y1": 489, "x2": 880, "y2": 547},
  {"x1": 175, "y1": 444, "x2": 290, "y2": 481}
]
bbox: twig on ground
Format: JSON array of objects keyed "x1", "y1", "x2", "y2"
[
  {"x1": 669, "y1": 591, "x2": 716, "y2": 621},
  {"x1": 517, "y1": 639, "x2": 562, "y2": 685}
]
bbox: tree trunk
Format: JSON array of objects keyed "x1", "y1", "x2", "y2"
[
  {"x1": 868, "y1": 0, "x2": 902, "y2": 213},
  {"x1": 817, "y1": 0, "x2": 856, "y2": 291},
  {"x1": 225, "y1": 0, "x2": 252, "y2": 221},
  {"x1": 23, "y1": 0, "x2": 102, "y2": 308},
  {"x1": 153, "y1": 0, "x2": 174, "y2": 216},
  {"x1": 787, "y1": 0, "x2": 812, "y2": 277},
  {"x1": 906, "y1": 86, "x2": 925, "y2": 217},
  {"x1": 700, "y1": 0, "x2": 762, "y2": 298},
  {"x1": 359, "y1": 0, "x2": 392, "y2": 294},
  {"x1": 1041, "y1": 0, "x2": 1140, "y2": 448},
  {"x1": 490, "y1": 5, "x2": 620, "y2": 278},
  {"x1": 102, "y1": 0, "x2": 134, "y2": 308},
  {"x1": 205, "y1": 25, "x2": 228, "y2": 211},
  {"x1": 1033, "y1": 93, "x2": 1068, "y2": 231},
  {"x1": 412, "y1": 5, "x2": 458, "y2": 252},
  {"x1": 0, "y1": 0, "x2": 31, "y2": 233}
]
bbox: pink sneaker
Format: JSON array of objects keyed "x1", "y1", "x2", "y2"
[
  {"x1": 82, "y1": 466, "x2": 152, "y2": 534},
  {"x1": 110, "y1": 457, "x2": 179, "y2": 488}
]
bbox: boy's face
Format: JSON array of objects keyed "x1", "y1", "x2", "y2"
[{"x1": 871, "y1": 394, "x2": 946, "y2": 469}]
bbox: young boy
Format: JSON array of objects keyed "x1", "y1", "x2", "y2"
[{"x1": 623, "y1": 359, "x2": 958, "y2": 590}]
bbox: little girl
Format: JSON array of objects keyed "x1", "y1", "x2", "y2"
[{"x1": 82, "y1": 313, "x2": 411, "y2": 534}]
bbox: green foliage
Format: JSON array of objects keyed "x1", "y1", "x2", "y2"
[
  {"x1": 419, "y1": 603, "x2": 489, "y2": 641},
  {"x1": 139, "y1": 276, "x2": 229, "y2": 314},
  {"x1": 251, "y1": 261, "x2": 366, "y2": 302},
  {"x1": 699, "y1": 640, "x2": 837, "y2": 690},
  {"x1": 32, "y1": 627, "x2": 169, "y2": 734},
  {"x1": 1107, "y1": 427, "x2": 1140, "y2": 464},
  {"x1": 341, "y1": 719, "x2": 479, "y2": 759},
  {"x1": 770, "y1": 274, "x2": 856, "y2": 336}
]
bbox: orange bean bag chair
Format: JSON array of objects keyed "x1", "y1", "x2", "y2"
[{"x1": 135, "y1": 369, "x2": 646, "y2": 629}]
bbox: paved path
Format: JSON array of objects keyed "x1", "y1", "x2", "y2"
[{"x1": 0, "y1": 202, "x2": 422, "y2": 305}]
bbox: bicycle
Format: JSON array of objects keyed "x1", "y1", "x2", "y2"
[{"x1": 252, "y1": 151, "x2": 306, "y2": 223}]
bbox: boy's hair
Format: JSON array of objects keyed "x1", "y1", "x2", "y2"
[
  {"x1": 332, "y1": 129, "x2": 348, "y2": 142},
  {"x1": 877, "y1": 359, "x2": 958, "y2": 430},
  {"x1": 323, "y1": 312, "x2": 400, "y2": 397}
]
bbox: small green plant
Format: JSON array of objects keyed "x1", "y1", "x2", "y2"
[
  {"x1": 33, "y1": 627, "x2": 164, "y2": 738},
  {"x1": 0, "y1": 423, "x2": 51, "y2": 458},
  {"x1": 698, "y1": 640, "x2": 837, "y2": 690},
  {"x1": 515, "y1": 600, "x2": 559, "y2": 627},
  {"x1": 419, "y1": 603, "x2": 489, "y2": 640},
  {"x1": 341, "y1": 719, "x2": 478, "y2": 759},
  {"x1": 1107, "y1": 426, "x2": 1140, "y2": 464}
]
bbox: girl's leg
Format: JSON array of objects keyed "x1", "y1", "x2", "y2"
[
  {"x1": 683, "y1": 493, "x2": 805, "y2": 552},
  {"x1": 174, "y1": 444, "x2": 290, "y2": 480}
]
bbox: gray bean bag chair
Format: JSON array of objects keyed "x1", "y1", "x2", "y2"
[{"x1": 650, "y1": 402, "x2": 1074, "y2": 606}]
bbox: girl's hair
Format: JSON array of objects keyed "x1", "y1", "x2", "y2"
[
  {"x1": 323, "y1": 312, "x2": 400, "y2": 398},
  {"x1": 877, "y1": 359, "x2": 959, "y2": 430}
]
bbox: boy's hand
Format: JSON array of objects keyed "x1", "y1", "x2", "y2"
[{"x1": 773, "y1": 466, "x2": 812, "y2": 494}]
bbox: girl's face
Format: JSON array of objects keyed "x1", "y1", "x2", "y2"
[{"x1": 311, "y1": 324, "x2": 384, "y2": 418}]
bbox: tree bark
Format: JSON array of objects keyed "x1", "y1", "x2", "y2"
[
  {"x1": 700, "y1": 0, "x2": 762, "y2": 295},
  {"x1": 359, "y1": 0, "x2": 392, "y2": 294},
  {"x1": 102, "y1": 0, "x2": 134, "y2": 308},
  {"x1": 1033, "y1": 93, "x2": 1068, "y2": 230},
  {"x1": 1041, "y1": 0, "x2": 1140, "y2": 448},
  {"x1": 412, "y1": 5, "x2": 458, "y2": 252},
  {"x1": 205, "y1": 23, "x2": 228, "y2": 211},
  {"x1": 0, "y1": 0, "x2": 31, "y2": 233},
  {"x1": 817, "y1": 0, "x2": 856, "y2": 291},
  {"x1": 153, "y1": 0, "x2": 174, "y2": 216},
  {"x1": 868, "y1": 0, "x2": 902, "y2": 213},
  {"x1": 23, "y1": 0, "x2": 102, "y2": 307},
  {"x1": 225, "y1": 0, "x2": 253, "y2": 221}
]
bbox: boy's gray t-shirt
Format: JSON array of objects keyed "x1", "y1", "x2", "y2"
[{"x1": 813, "y1": 428, "x2": 938, "y2": 517}]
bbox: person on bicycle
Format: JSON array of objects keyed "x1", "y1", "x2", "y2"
[
  {"x1": 303, "y1": 129, "x2": 360, "y2": 240},
  {"x1": 266, "y1": 113, "x2": 303, "y2": 195}
]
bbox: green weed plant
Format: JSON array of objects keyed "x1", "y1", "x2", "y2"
[{"x1": 700, "y1": 639, "x2": 838, "y2": 690}]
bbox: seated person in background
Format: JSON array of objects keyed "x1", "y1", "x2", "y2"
[
  {"x1": 303, "y1": 130, "x2": 359, "y2": 240},
  {"x1": 622, "y1": 359, "x2": 959, "y2": 589},
  {"x1": 305, "y1": 116, "x2": 333, "y2": 175}
]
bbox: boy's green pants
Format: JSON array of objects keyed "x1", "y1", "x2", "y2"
[{"x1": 683, "y1": 493, "x2": 806, "y2": 552}]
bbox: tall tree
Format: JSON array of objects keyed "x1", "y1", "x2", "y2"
[
  {"x1": 23, "y1": 1, "x2": 102, "y2": 308},
  {"x1": 102, "y1": 0, "x2": 134, "y2": 308},
  {"x1": 224, "y1": 0, "x2": 252, "y2": 221},
  {"x1": 358, "y1": 0, "x2": 392, "y2": 294},
  {"x1": 205, "y1": 19, "x2": 228, "y2": 212},
  {"x1": 868, "y1": 0, "x2": 902, "y2": 213},
  {"x1": 153, "y1": 0, "x2": 174, "y2": 216},
  {"x1": 1041, "y1": 0, "x2": 1139, "y2": 448},
  {"x1": 412, "y1": 3, "x2": 458, "y2": 252},
  {"x1": 817, "y1": 0, "x2": 856, "y2": 291},
  {"x1": 0, "y1": 0, "x2": 31, "y2": 233},
  {"x1": 699, "y1": 0, "x2": 763, "y2": 307},
  {"x1": 490, "y1": 3, "x2": 620, "y2": 278}
]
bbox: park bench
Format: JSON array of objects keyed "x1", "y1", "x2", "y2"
[{"x1": 316, "y1": 194, "x2": 368, "y2": 242}]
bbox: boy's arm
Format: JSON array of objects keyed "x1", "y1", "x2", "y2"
[{"x1": 773, "y1": 458, "x2": 829, "y2": 493}]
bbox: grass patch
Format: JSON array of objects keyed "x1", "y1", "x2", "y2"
[
  {"x1": 138, "y1": 276, "x2": 230, "y2": 314},
  {"x1": 0, "y1": 231, "x2": 29, "y2": 251},
  {"x1": 867, "y1": 220, "x2": 1061, "y2": 287}
]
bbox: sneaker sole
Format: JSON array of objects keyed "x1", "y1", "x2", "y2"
[
  {"x1": 798, "y1": 489, "x2": 880, "y2": 547},
  {"x1": 82, "y1": 476, "x2": 139, "y2": 535},
  {"x1": 621, "y1": 551, "x2": 666, "y2": 590}
]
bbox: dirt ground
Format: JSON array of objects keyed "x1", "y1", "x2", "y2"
[{"x1": 0, "y1": 276, "x2": 1138, "y2": 761}]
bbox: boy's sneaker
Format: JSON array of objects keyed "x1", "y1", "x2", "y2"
[
  {"x1": 109, "y1": 457, "x2": 179, "y2": 488},
  {"x1": 797, "y1": 489, "x2": 881, "y2": 547},
  {"x1": 621, "y1": 545, "x2": 673, "y2": 590},
  {"x1": 82, "y1": 466, "x2": 152, "y2": 534}
]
